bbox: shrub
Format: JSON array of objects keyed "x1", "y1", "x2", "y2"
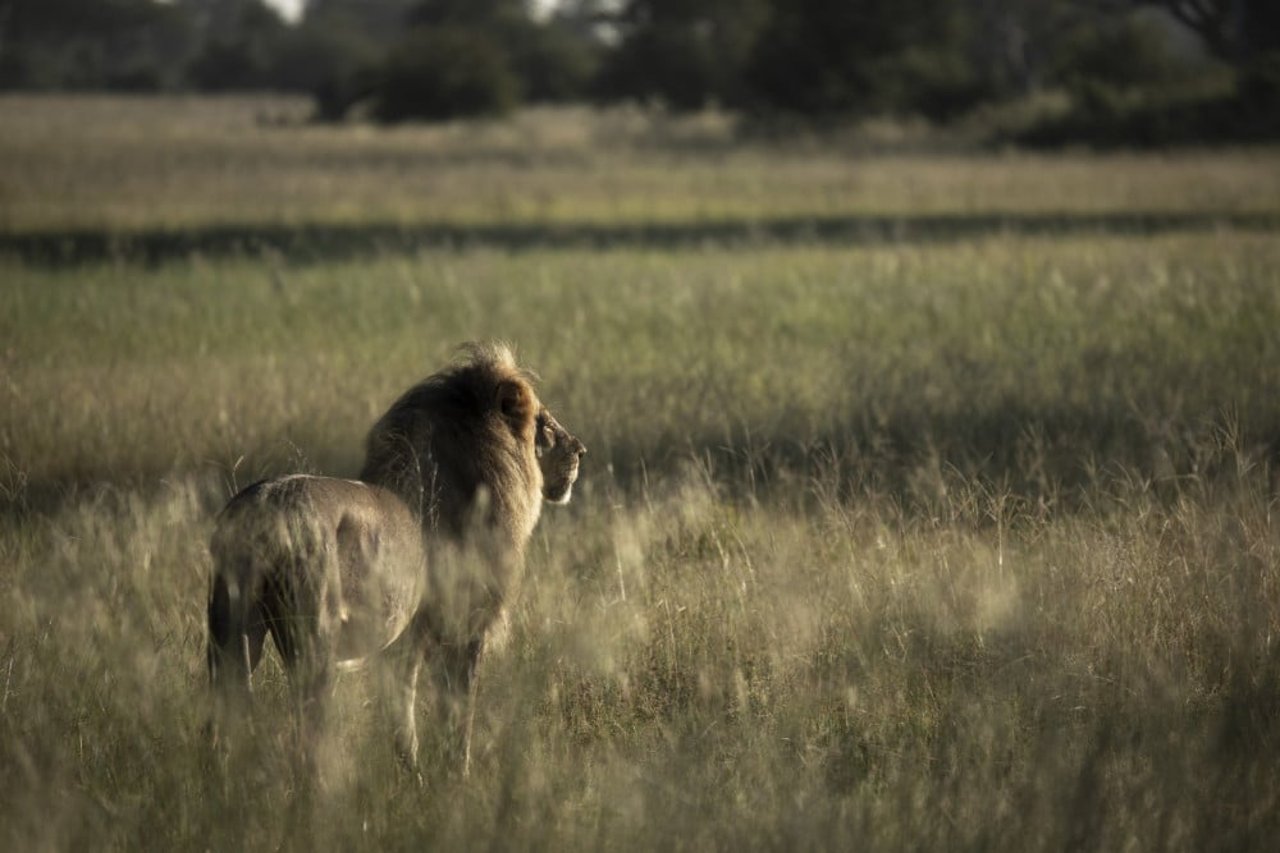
[
  {"x1": 372, "y1": 27, "x2": 518, "y2": 123},
  {"x1": 271, "y1": 22, "x2": 382, "y2": 121}
]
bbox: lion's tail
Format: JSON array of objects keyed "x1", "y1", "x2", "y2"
[
  {"x1": 207, "y1": 481, "x2": 340, "y2": 691},
  {"x1": 207, "y1": 570, "x2": 248, "y2": 688},
  {"x1": 207, "y1": 558, "x2": 259, "y2": 698},
  {"x1": 207, "y1": 492, "x2": 274, "y2": 700}
]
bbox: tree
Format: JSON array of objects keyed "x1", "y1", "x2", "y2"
[
  {"x1": 0, "y1": 0, "x2": 196, "y2": 89},
  {"x1": 184, "y1": 0, "x2": 289, "y2": 90},
  {"x1": 408, "y1": 0, "x2": 599, "y2": 103},
  {"x1": 271, "y1": 18, "x2": 382, "y2": 118},
  {"x1": 596, "y1": 0, "x2": 770, "y2": 110},
  {"x1": 407, "y1": 0, "x2": 526, "y2": 28},
  {"x1": 508, "y1": 16, "x2": 600, "y2": 103},
  {"x1": 1135, "y1": 0, "x2": 1278, "y2": 63},
  {"x1": 373, "y1": 26, "x2": 518, "y2": 121},
  {"x1": 354, "y1": 0, "x2": 600, "y2": 120},
  {"x1": 303, "y1": 0, "x2": 417, "y2": 43},
  {"x1": 743, "y1": 0, "x2": 983, "y2": 118},
  {"x1": 1138, "y1": 0, "x2": 1280, "y2": 111}
]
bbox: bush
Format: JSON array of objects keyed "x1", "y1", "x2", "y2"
[
  {"x1": 103, "y1": 63, "x2": 166, "y2": 92},
  {"x1": 373, "y1": 27, "x2": 518, "y2": 123},
  {"x1": 596, "y1": 28, "x2": 722, "y2": 111},
  {"x1": 1237, "y1": 52, "x2": 1280, "y2": 110},
  {"x1": 593, "y1": 0, "x2": 769, "y2": 112},
  {"x1": 271, "y1": 22, "x2": 382, "y2": 120},
  {"x1": 508, "y1": 20, "x2": 599, "y2": 104},
  {"x1": 865, "y1": 46, "x2": 986, "y2": 121},
  {"x1": 1054, "y1": 15, "x2": 1187, "y2": 93},
  {"x1": 187, "y1": 39, "x2": 273, "y2": 91}
]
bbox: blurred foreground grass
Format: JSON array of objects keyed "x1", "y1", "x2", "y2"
[{"x1": 4, "y1": 455, "x2": 1277, "y2": 850}]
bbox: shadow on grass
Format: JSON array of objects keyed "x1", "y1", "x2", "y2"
[
  {"x1": 8, "y1": 399, "x2": 1275, "y2": 525},
  {"x1": 593, "y1": 403, "x2": 1279, "y2": 509},
  {"x1": 4, "y1": 211, "x2": 1279, "y2": 266}
]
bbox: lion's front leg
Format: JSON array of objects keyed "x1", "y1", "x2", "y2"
[
  {"x1": 460, "y1": 651, "x2": 481, "y2": 779},
  {"x1": 381, "y1": 612, "x2": 433, "y2": 774},
  {"x1": 436, "y1": 636, "x2": 484, "y2": 777},
  {"x1": 295, "y1": 655, "x2": 335, "y2": 773},
  {"x1": 390, "y1": 651, "x2": 424, "y2": 771},
  {"x1": 272, "y1": 622, "x2": 338, "y2": 774},
  {"x1": 262, "y1": 577, "x2": 340, "y2": 774}
]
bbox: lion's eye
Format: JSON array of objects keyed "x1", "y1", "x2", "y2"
[{"x1": 534, "y1": 422, "x2": 554, "y2": 457}]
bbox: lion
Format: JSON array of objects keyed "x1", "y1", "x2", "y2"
[{"x1": 207, "y1": 342, "x2": 585, "y2": 772}]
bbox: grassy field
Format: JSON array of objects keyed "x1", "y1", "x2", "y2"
[
  {"x1": 3, "y1": 96, "x2": 1280, "y2": 850},
  {"x1": 4, "y1": 95, "x2": 1280, "y2": 234}
]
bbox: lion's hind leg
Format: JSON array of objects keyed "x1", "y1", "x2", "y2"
[
  {"x1": 261, "y1": 572, "x2": 339, "y2": 771},
  {"x1": 379, "y1": 612, "x2": 433, "y2": 775},
  {"x1": 433, "y1": 636, "x2": 485, "y2": 777},
  {"x1": 206, "y1": 570, "x2": 269, "y2": 744}
]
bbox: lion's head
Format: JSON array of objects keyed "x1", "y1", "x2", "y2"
[
  {"x1": 359, "y1": 342, "x2": 583, "y2": 547},
  {"x1": 536, "y1": 409, "x2": 585, "y2": 505}
]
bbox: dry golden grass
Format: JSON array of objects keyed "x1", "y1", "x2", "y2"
[
  {"x1": 2, "y1": 95, "x2": 1279, "y2": 233},
  {"x1": 2, "y1": 97, "x2": 1280, "y2": 851}
]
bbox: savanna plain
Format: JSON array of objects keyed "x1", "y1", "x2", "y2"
[{"x1": 3, "y1": 96, "x2": 1280, "y2": 851}]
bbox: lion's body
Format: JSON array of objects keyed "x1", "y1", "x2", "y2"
[
  {"x1": 209, "y1": 476, "x2": 424, "y2": 672},
  {"x1": 206, "y1": 343, "x2": 584, "y2": 769}
]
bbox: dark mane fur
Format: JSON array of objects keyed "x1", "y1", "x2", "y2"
[{"x1": 358, "y1": 341, "x2": 543, "y2": 551}]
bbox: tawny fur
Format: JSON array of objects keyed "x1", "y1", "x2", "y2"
[{"x1": 207, "y1": 342, "x2": 585, "y2": 771}]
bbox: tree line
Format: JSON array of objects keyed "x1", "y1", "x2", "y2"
[{"x1": 1, "y1": 0, "x2": 1276, "y2": 139}]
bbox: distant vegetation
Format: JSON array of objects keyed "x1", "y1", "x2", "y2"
[
  {"x1": 1, "y1": 0, "x2": 1278, "y2": 143},
  {"x1": 4, "y1": 97, "x2": 1280, "y2": 243}
]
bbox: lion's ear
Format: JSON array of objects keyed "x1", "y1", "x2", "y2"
[{"x1": 496, "y1": 379, "x2": 535, "y2": 427}]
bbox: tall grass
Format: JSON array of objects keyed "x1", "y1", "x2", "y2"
[
  {"x1": 3, "y1": 234, "x2": 1278, "y2": 495},
  {"x1": 2, "y1": 98, "x2": 1280, "y2": 850},
  {"x1": 3, "y1": 234, "x2": 1279, "y2": 849},
  {"x1": 3, "y1": 427, "x2": 1278, "y2": 849}
]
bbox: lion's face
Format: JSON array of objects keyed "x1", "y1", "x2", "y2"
[{"x1": 535, "y1": 410, "x2": 585, "y2": 505}]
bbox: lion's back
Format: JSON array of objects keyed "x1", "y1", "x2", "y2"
[
  {"x1": 210, "y1": 475, "x2": 417, "y2": 581},
  {"x1": 210, "y1": 475, "x2": 426, "y2": 657}
]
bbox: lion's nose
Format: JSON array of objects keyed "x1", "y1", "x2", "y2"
[{"x1": 575, "y1": 442, "x2": 587, "y2": 459}]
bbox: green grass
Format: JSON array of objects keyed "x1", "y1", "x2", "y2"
[
  {"x1": 2, "y1": 97, "x2": 1280, "y2": 851},
  {"x1": 4, "y1": 235, "x2": 1278, "y2": 493}
]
